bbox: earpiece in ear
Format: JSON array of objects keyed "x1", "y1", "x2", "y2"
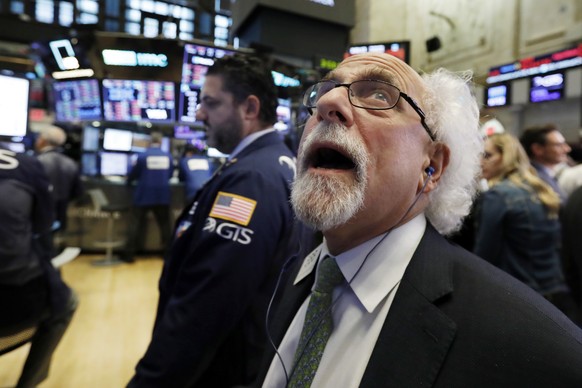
[{"x1": 425, "y1": 166, "x2": 435, "y2": 176}]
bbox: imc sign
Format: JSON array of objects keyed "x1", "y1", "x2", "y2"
[{"x1": 102, "y1": 49, "x2": 168, "y2": 68}]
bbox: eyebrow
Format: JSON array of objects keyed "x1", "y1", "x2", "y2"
[{"x1": 324, "y1": 67, "x2": 400, "y2": 88}]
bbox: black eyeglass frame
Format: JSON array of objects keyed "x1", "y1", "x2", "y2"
[{"x1": 303, "y1": 79, "x2": 435, "y2": 141}]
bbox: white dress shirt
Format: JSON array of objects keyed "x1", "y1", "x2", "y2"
[{"x1": 263, "y1": 214, "x2": 427, "y2": 387}]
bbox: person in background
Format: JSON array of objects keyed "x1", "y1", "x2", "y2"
[
  {"x1": 128, "y1": 54, "x2": 313, "y2": 387},
  {"x1": 475, "y1": 133, "x2": 577, "y2": 322},
  {"x1": 123, "y1": 131, "x2": 173, "y2": 263},
  {"x1": 34, "y1": 124, "x2": 83, "y2": 248},
  {"x1": 519, "y1": 124, "x2": 571, "y2": 202},
  {"x1": 0, "y1": 147, "x2": 77, "y2": 388},
  {"x1": 178, "y1": 142, "x2": 212, "y2": 203},
  {"x1": 257, "y1": 52, "x2": 582, "y2": 388}
]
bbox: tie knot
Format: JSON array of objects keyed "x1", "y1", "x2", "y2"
[{"x1": 314, "y1": 255, "x2": 344, "y2": 293}]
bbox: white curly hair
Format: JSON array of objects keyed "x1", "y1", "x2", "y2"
[{"x1": 421, "y1": 68, "x2": 484, "y2": 235}]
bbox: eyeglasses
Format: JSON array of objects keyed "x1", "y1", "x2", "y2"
[{"x1": 303, "y1": 79, "x2": 435, "y2": 141}]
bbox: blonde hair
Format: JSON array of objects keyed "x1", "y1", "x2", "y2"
[{"x1": 486, "y1": 133, "x2": 560, "y2": 217}]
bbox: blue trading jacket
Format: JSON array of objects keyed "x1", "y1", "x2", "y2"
[
  {"x1": 127, "y1": 147, "x2": 173, "y2": 206},
  {"x1": 129, "y1": 131, "x2": 314, "y2": 387},
  {"x1": 178, "y1": 155, "x2": 212, "y2": 202}
]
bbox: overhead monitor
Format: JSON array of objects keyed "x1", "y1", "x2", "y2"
[
  {"x1": 102, "y1": 79, "x2": 176, "y2": 123},
  {"x1": 53, "y1": 79, "x2": 103, "y2": 122},
  {"x1": 529, "y1": 72, "x2": 565, "y2": 103},
  {"x1": 485, "y1": 84, "x2": 511, "y2": 108},
  {"x1": 0, "y1": 74, "x2": 29, "y2": 138},
  {"x1": 178, "y1": 43, "x2": 236, "y2": 124},
  {"x1": 345, "y1": 41, "x2": 410, "y2": 64},
  {"x1": 103, "y1": 128, "x2": 133, "y2": 151}
]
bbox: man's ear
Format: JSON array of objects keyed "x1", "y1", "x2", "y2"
[
  {"x1": 419, "y1": 143, "x2": 450, "y2": 193},
  {"x1": 243, "y1": 95, "x2": 260, "y2": 119}
]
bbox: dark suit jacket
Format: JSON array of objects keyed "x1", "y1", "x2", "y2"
[
  {"x1": 259, "y1": 224, "x2": 582, "y2": 387},
  {"x1": 562, "y1": 185, "x2": 582, "y2": 307}
]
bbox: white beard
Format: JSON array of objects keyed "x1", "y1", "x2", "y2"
[{"x1": 291, "y1": 122, "x2": 369, "y2": 231}]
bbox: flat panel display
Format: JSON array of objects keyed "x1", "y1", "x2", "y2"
[
  {"x1": 53, "y1": 79, "x2": 102, "y2": 122},
  {"x1": 131, "y1": 132, "x2": 151, "y2": 152},
  {"x1": 81, "y1": 152, "x2": 99, "y2": 176},
  {"x1": 178, "y1": 44, "x2": 235, "y2": 124},
  {"x1": 102, "y1": 79, "x2": 175, "y2": 123},
  {"x1": 529, "y1": 72, "x2": 565, "y2": 103},
  {"x1": 103, "y1": 128, "x2": 133, "y2": 151},
  {"x1": 100, "y1": 152, "x2": 129, "y2": 176},
  {"x1": 485, "y1": 84, "x2": 510, "y2": 108},
  {"x1": 0, "y1": 74, "x2": 29, "y2": 138},
  {"x1": 345, "y1": 41, "x2": 410, "y2": 64},
  {"x1": 174, "y1": 125, "x2": 205, "y2": 140},
  {"x1": 82, "y1": 126, "x2": 101, "y2": 151},
  {"x1": 274, "y1": 98, "x2": 292, "y2": 132}
]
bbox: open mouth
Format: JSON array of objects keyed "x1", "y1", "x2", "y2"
[{"x1": 310, "y1": 147, "x2": 356, "y2": 170}]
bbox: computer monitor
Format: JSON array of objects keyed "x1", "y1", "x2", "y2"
[
  {"x1": 81, "y1": 152, "x2": 99, "y2": 176},
  {"x1": 178, "y1": 43, "x2": 235, "y2": 124},
  {"x1": 99, "y1": 152, "x2": 129, "y2": 176},
  {"x1": 82, "y1": 126, "x2": 101, "y2": 151},
  {"x1": 0, "y1": 74, "x2": 29, "y2": 138},
  {"x1": 131, "y1": 132, "x2": 151, "y2": 152},
  {"x1": 102, "y1": 79, "x2": 176, "y2": 123},
  {"x1": 529, "y1": 72, "x2": 565, "y2": 103},
  {"x1": 53, "y1": 79, "x2": 102, "y2": 122},
  {"x1": 103, "y1": 128, "x2": 133, "y2": 151},
  {"x1": 485, "y1": 84, "x2": 511, "y2": 108}
]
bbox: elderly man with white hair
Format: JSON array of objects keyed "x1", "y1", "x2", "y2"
[{"x1": 257, "y1": 52, "x2": 582, "y2": 388}]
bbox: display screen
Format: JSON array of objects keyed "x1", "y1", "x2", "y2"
[
  {"x1": 100, "y1": 152, "x2": 129, "y2": 176},
  {"x1": 274, "y1": 98, "x2": 292, "y2": 132},
  {"x1": 103, "y1": 128, "x2": 133, "y2": 151},
  {"x1": 82, "y1": 126, "x2": 101, "y2": 151},
  {"x1": 102, "y1": 79, "x2": 175, "y2": 123},
  {"x1": 174, "y1": 125, "x2": 205, "y2": 140},
  {"x1": 529, "y1": 72, "x2": 565, "y2": 103},
  {"x1": 81, "y1": 152, "x2": 99, "y2": 176},
  {"x1": 131, "y1": 132, "x2": 151, "y2": 152},
  {"x1": 0, "y1": 74, "x2": 29, "y2": 138},
  {"x1": 485, "y1": 84, "x2": 510, "y2": 108},
  {"x1": 345, "y1": 41, "x2": 410, "y2": 64},
  {"x1": 53, "y1": 79, "x2": 102, "y2": 122},
  {"x1": 178, "y1": 44, "x2": 235, "y2": 124}
]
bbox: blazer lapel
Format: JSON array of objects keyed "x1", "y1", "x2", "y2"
[{"x1": 360, "y1": 225, "x2": 457, "y2": 387}]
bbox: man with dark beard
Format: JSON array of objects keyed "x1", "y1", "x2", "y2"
[
  {"x1": 258, "y1": 53, "x2": 582, "y2": 387},
  {"x1": 128, "y1": 55, "x2": 312, "y2": 387}
]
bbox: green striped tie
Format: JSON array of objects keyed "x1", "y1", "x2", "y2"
[{"x1": 289, "y1": 255, "x2": 344, "y2": 387}]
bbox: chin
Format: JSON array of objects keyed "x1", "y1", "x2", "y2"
[{"x1": 291, "y1": 170, "x2": 365, "y2": 231}]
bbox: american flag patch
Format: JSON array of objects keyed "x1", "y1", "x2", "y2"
[{"x1": 209, "y1": 192, "x2": 257, "y2": 226}]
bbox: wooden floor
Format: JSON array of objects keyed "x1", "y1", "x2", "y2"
[{"x1": 0, "y1": 254, "x2": 163, "y2": 388}]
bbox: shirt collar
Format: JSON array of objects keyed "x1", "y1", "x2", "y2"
[
  {"x1": 294, "y1": 214, "x2": 427, "y2": 313},
  {"x1": 229, "y1": 128, "x2": 275, "y2": 160}
]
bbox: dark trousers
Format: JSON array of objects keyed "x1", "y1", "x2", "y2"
[
  {"x1": 125, "y1": 204, "x2": 171, "y2": 258},
  {"x1": 16, "y1": 291, "x2": 78, "y2": 388}
]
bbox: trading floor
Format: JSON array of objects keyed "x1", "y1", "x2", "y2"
[{"x1": 0, "y1": 255, "x2": 163, "y2": 388}]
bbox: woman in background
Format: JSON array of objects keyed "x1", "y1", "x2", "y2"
[{"x1": 475, "y1": 133, "x2": 577, "y2": 321}]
